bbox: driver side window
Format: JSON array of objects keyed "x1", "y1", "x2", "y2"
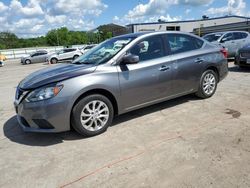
[{"x1": 129, "y1": 35, "x2": 165, "y2": 62}]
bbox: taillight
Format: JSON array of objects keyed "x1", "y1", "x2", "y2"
[{"x1": 220, "y1": 48, "x2": 228, "y2": 59}]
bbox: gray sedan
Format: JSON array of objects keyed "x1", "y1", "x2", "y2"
[
  {"x1": 21, "y1": 50, "x2": 48, "y2": 64},
  {"x1": 14, "y1": 32, "x2": 228, "y2": 137}
]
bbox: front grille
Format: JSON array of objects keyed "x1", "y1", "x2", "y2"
[{"x1": 240, "y1": 52, "x2": 250, "y2": 58}]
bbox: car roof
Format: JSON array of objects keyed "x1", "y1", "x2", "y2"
[
  {"x1": 36, "y1": 50, "x2": 48, "y2": 53},
  {"x1": 113, "y1": 32, "x2": 152, "y2": 39},
  {"x1": 205, "y1": 31, "x2": 249, "y2": 36}
]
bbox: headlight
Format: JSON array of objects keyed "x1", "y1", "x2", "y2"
[{"x1": 25, "y1": 85, "x2": 63, "y2": 102}]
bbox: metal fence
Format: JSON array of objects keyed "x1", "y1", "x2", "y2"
[{"x1": 0, "y1": 45, "x2": 85, "y2": 59}]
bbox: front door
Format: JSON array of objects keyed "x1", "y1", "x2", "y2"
[{"x1": 118, "y1": 35, "x2": 173, "y2": 111}]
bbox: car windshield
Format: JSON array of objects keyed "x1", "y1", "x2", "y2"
[
  {"x1": 203, "y1": 33, "x2": 223, "y2": 42},
  {"x1": 72, "y1": 37, "x2": 135, "y2": 65}
]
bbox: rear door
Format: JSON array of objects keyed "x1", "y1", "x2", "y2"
[
  {"x1": 118, "y1": 35, "x2": 173, "y2": 111},
  {"x1": 233, "y1": 32, "x2": 249, "y2": 50},
  {"x1": 37, "y1": 52, "x2": 48, "y2": 62},
  {"x1": 65, "y1": 49, "x2": 76, "y2": 59},
  {"x1": 165, "y1": 34, "x2": 205, "y2": 95}
]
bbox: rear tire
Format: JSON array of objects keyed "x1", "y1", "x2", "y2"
[
  {"x1": 71, "y1": 94, "x2": 114, "y2": 137},
  {"x1": 51, "y1": 58, "x2": 58, "y2": 64},
  {"x1": 195, "y1": 70, "x2": 218, "y2": 99}
]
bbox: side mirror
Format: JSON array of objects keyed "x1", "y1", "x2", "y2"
[{"x1": 121, "y1": 54, "x2": 139, "y2": 65}]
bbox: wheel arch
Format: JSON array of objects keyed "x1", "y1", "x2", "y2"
[
  {"x1": 25, "y1": 59, "x2": 32, "y2": 64},
  {"x1": 205, "y1": 65, "x2": 220, "y2": 82},
  {"x1": 71, "y1": 88, "x2": 119, "y2": 118}
]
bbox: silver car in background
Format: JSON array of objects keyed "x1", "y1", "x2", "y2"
[
  {"x1": 21, "y1": 50, "x2": 48, "y2": 64},
  {"x1": 47, "y1": 48, "x2": 82, "y2": 64},
  {"x1": 14, "y1": 32, "x2": 228, "y2": 137},
  {"x1": 203, "y1": 31, "x2": 250, "y2": 58}
]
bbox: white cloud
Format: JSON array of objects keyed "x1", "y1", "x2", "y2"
[
  {"x1": 206, "y1": 0, "x2": 246, "y2": 16},
  {"x1": 178, "y1": 0, "x2": 213, "y2": 6},
  {"x1": 119, "y1": 0, "x2": 214, "y2": 24},
  {"x1": 45, "y1": 15, "x2": 67, "y2": 24},
  {"x1": 0, "y1": 0, "x2": 108, "y2": 38},
  {"x1": 125, "y1": 0, "x2": 178, "y2": 20},
  {"x1": 0, "y1": 2, "x2": 8, "y2": 12},
  {"x1": 10, "y1": 0, "x2": 44, "y2": 17},
  {"x1": 50, "y1": 0, "x2": 107, "y2": 16}
]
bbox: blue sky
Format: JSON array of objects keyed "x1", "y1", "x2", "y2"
[{"x1": 0, "y1": 0, "x2": 249, "y2": 37}]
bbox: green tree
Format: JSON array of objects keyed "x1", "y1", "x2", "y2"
[{"x1": 0, "y1": 32, "x2": 19, "y2": 49}]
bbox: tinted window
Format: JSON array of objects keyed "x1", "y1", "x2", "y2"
[
  {"x1": 166, "y1": 34, "x2": 203, "y2": 54},
  {"x1": 64, "y1": 49, "x2": 75, "y2": 53},
  {"x1": 31, "y1": 53, "x2": 39, "y2": 57},
  {"x1": 233, "y1": 32, "x2": 243, "y2": 40},
  {"x1": 85, "y1": 46, "x2": 93, "y2": 50},
  {"x1": 203, "y1": 33, "x2": 223, "y2": 42},
  {"x1": 129, "y1": 35, "x2": 165, "y2": 62},
  {"x1": 241, "y1": 32, "x2": 248, "y2": 39},
  {"x1": 222, "y1": 33, "x2": 234, "y2": 42},
  {"x1": 38, "y1": 52, "x2": 47, "y2": 55}
]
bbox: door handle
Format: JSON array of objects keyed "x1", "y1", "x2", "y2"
[
  {"x1": 195, "y1": 58, "x2": 204, "y2": 64},
  {"x1": 159, "y1": 65, "x2": 170, "y2": 71}
]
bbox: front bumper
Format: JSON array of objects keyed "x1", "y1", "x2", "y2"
[{"x1": 14, "y1": 96, "x2": 71, "y2": 133}]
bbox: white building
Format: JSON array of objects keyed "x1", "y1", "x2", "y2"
[{"x1": 127, "y1": 15, "x2": 250, "y2": 35}]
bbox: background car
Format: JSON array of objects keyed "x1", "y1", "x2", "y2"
[
  {"x1": 203, "y1": 31, "x2": 250, "y2": 58},
  {"x1": 21, "y1": 50, "x2": 48, "y2": 64},
  {"x1": 47, "y1": 48, "x2": 82, "y2": 64},
  {"x1": 80, "y1": 44, "x2": 96, "y2": 54},
  {"x1": 235, "y1": 43, "x2": 250, "y2": 68}
]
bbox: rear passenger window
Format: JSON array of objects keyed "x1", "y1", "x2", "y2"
[
  {"x1": 233, "y1": 32, "x2": 243, "y2": 40},
  {"x1": 129, "y1": 35, "x2": 165, "y2": 62},
  {"x1": 166, "y1": 34, "x2": 203, "y2": 54}
]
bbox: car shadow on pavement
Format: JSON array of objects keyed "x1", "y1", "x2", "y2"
[
  {"x1": 228, "y1": 66, "x2": 250, "y2": 73},
  {"x1": 3, "y1": 116, "x2": 84, "y2": 146},
  {"x1": 3, "y1": 94, "x2": 199, "y2": 146},
  {"x1": 112, "y1": 94, "x2": 200, "y2": 126}
]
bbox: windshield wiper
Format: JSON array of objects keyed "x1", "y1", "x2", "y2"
[{"x1": 73, "y1": 61, "x2": 92, "y2": 65}]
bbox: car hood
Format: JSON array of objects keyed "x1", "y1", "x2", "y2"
[{"x1": 19, "y1": 63, "x2": 97, "y2": 90}]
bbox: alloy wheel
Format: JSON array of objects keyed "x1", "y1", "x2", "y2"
[
  {"x1": 202, "y1": 73, "x2": 216, "y2": 95},
  {"x1": 80, "y1": 100, "x2": 109, "y2": 131}
]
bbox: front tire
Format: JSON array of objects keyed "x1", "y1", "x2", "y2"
[
  {"x1": 51, "y1": 58, "x2": 58, "y2": 64},
  {"x1": 195, "y1": 70, "x2": 218, "y2": 99},
  {"x1": 25, "y1": 59, "x2": 31, "y2": 64},
  {"x1": 71, "y1": 94, "x2": 114, "y2": 137},
  {"x1": 73, "y1": 55, "x2": 79, "y2": 60}
]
